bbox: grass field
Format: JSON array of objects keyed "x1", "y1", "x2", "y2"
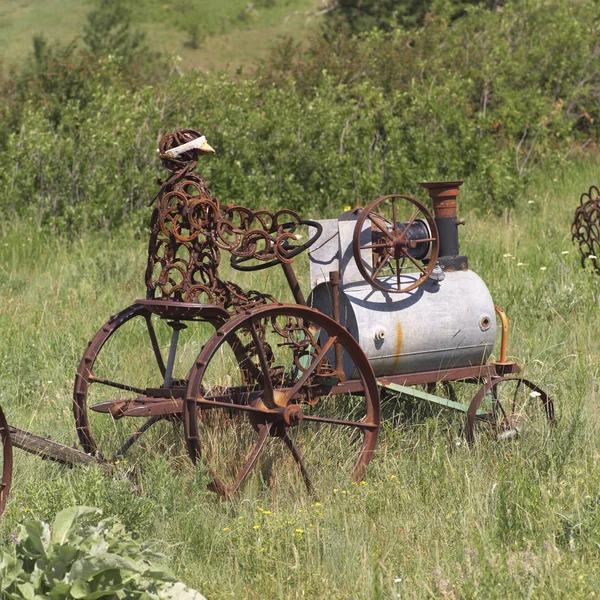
[
  {"x1": 0, "y1": 0, "x2": 318, "y2": 71},
  {"x1": 0, "y1": 157, "x2": 599, "y2": 598}
]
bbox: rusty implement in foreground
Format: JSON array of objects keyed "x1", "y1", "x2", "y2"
[
  {"x1": 0, "y1": 129, "x2": 556, "y2": 514},
  {"x1": 572, "y1": 185, "x2": 600, "y2": 273}
]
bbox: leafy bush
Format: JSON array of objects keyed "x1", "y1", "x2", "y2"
[
  {"x1": 0, "y1": 0, "x2": 599, "y2": 230},
  {"x1": 0, "y1": 506, "x2": 205, "y2": 599}
]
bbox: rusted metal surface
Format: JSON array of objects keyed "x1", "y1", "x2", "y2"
[
  {"x1": 420, "y1": 181, "x2": 468, "y2": 271},
  {"x1": 146, "y1": 128, "x2": 320, "y2": 311},
  {"x1": 420, "y1": 180, "x2": 463, "y2": 219},
  {"x1": 572, "y1": 185, "x2": 600, "y2": 273},
  {"x1": 183, "y1": 303, "x2": 380, "y2": 496},
  {"x1": 0, "y1": 132, "x2": 557, "y2": 511},
  {"x1": 9, "y1": 426, "x2": 107, "y2": 468},
  {"x1": 352, "y1": 194, "x2": 439, "y2": 293}
]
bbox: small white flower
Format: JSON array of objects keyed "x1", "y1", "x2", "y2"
[
  {"x1": 529, "y1": 391, "x2": 542, "y2": 398},
  {"x1": 589, "y1": 255, "x2": 597, "y2": 260},
  {"x1": 528, "y1": 200, "x2": 535, "y2": 204},
  {"x1": 561, "y1": 251, "x2": 569, "y2": 255},
  {"x1": 503, "y1": 253, "x2": 514, "y2": 258},
  {"x1": 552, "y1": 178, "x2": 558, "y2": 182},
  {"x1": 517, "y1": 262, "x2": 527, "y2": 266},
  {"x1": 394, "y1": 578, "x2": 402, "y2": 583},
  {"x1": 540, "y1": 267, "x2": 547, "y2": 271}
]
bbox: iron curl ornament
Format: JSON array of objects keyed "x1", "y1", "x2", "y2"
[
  {"x1": 145, "y1": 128, "x2": 321, "y2": 311},
  {"x1": 572, "y1": 185, "x2": 600, "y2": 274}
]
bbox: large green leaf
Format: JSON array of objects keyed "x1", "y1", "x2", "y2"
[{"x1": 52, "y1": 506, "x2": 102, "y2": 545}]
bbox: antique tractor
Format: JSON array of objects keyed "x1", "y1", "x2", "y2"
[{"x1": 0, "y1": 129, "x2": 555, "y2": 511}]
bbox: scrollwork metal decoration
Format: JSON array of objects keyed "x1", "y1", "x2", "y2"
[{"x1": 572, "y1": 185, "x2": 600, "y2": 274}]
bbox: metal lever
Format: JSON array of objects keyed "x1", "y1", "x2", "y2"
[{"x1": 162, "y1": 321, "x2": 187, "y2": 388}]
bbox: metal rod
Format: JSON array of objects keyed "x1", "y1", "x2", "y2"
[
  {"x1": 329, "y1": 270, "x2": 344, "y2": 379},
  {"x1": 163, "y1": 321, "x2": 186, "y2": 388},
  {"x1": 281, "y1": 262, "x2": 306, "y2": 306},
  {"x1": 494, "y1": 305, "x2": 509, "y2": 363}
]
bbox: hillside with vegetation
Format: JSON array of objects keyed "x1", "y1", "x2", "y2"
[{"x1": 1, "y1": 0, "x2": 600, "y2": 598}]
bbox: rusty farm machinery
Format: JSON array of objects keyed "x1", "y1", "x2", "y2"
[{"x1": 0, "y1": 128, "x2": 555, "y2": 513}]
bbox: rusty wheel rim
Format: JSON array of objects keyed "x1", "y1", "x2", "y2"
[
  {"x1": 73, "y1": 304, "x2": 177, "y2": 459},
  {"x1": 466, "y1": 377, "x2": 555, "y2": 444},
  {"x1": 0, "y1": 404, "x2": 12, "y2": 516},
  {"x1": 353, "y1": 194, "x2": 439, "y2": 294},
  {"x1": 183, "y1": 303, "x2": 381, "y2": 496},
  {"x1": 73, "y1": 303, "x2": 254, "y2": 461}
]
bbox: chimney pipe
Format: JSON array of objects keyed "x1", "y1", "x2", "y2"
[{"x1": 419, "y1": 181, "x2": 468, "y2": 271}]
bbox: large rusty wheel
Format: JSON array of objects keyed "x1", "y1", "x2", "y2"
[
  {"x1": 0, "y1": 404, "x2": 12, "y2": 516},
  {"x1": 73, "y1": 303, "x2": 236, "y2": 461},
  {"x1": 183, "y1": 303, "x2": 381, "y2": 496},
  {"x1": 353, "y1": 194, "x2": 439, "y2": 293},
  {"x1": 465, "y1": 377, "x2": 555, "y2": 444}
]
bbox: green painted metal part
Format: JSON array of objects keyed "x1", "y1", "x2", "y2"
[{"x1": 379, "y1": 381, "x2": 489, "y2": 417}]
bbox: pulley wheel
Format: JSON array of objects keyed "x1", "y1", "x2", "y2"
[{"x1": 353, "y1": 194, "x2": 439, "y2": 293}]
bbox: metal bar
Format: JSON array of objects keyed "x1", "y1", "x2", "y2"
[
  {"x1": 162, "y1": 322, "x2": 185, "y2": 388},
  {"x1": 281, "y1": 262, "x2": 306, "y2": 306},
  {"x1": 328, "y1": 363, "x2": 521, "y2": 395},
  {"x1": 380, "y1": 381, "x2": 488, "y2": 416},
  {"x1": 8, "y1": 426, "x2": 108, "y2": 468},
  {"x1": 329, "y1": 270, "x2": 344, "y2": 378},
  {"x1": 494, "y1": 305, "x2": 509, "y2": 363}
]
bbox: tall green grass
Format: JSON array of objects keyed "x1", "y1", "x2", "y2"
[{"x1": 0, "y1": 158, "x2": 599, "y2": 598}]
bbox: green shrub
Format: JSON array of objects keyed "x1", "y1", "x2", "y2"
[
  {"x1": 0, "y1": 0, "x2": 599, "y2": 230},
  {"x1": 0, "y1": 506, "x2": 205, "y2": 599}
]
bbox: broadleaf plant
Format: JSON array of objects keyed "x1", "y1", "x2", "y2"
[{"x1": 0, "y1": 507, "x2": 206, "y2": 600}]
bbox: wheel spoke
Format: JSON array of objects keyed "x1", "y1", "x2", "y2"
[
  {"x1": 395, "y1": 257, "x2": 401, "y2": 290},
  {"x1": 399, "y1": 209, "x2": 421, "y2": 237},
  {"x1": 88, "y1": 375, "x2": 146, "y2": 395},
  {"x1": 369, "y1": 215, "x2": 393, "y2": 240},
  {"x1": 410, "y1": 237, "x2": 436, "y2": 243},
  {"x1": 208, "y1": 422, "x2": 271, "y2": 496},
  {"x1": 372, "y1": 254, "x2": 391, "y2": 279},
  {"x1": 392, "y1": 198, "x2": 397, "y2": 231},
  {"x1": 115, "y1": 415, "x2": 164, "y2": 458},
  {"x1": 511, "y1": 378, "x2": 523, "y2": 415},
  {"x1": 284, "y1": 336, "x2": 338, "y2": 402},
  {"x1": 281, "y1": 431, "x2": 313, "y2": 493},
  {"x1": 300, "y1": 414, "x2": 378, "y2": 430},
  {"x1": 248, "y1": 319, "x2": 275, "y2": 407},
  {"x1": 360, "y1": 242, "x2": 390, "y2": 250},
  {"x1": 403, "y1": 251, "x2": 426, "y2": 274}
]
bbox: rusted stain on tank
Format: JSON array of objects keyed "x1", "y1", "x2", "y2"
[{"x1": 394, "y1": 322, "x2": 403, "y2": 367}]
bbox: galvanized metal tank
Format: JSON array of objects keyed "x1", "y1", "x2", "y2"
[
  {"x1": 309, "y1": 271, "x2": 496, "y2": 377},
  {"x1": 308, "y1": 206, "x2": 497, "y2": 377}
]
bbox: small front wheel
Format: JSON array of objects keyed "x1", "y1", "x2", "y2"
[{"x1": 466, "y1": 377, "x2": 555, "y2": 444}]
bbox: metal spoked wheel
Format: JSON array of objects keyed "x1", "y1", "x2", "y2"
[
  {"x1": 73, "y1": 303, "x2": 234, "y2": 462},
  {"x1": 353, "y1": 194, "x2": 439, "y2": 294},
  {"x1": 0, "y1": 404, "x2": 12, "y2": 516},
  {"x1": 183, "y1": 303, "x2": 381, "y2": 496},
  {"x1": 466, "y1": 377, "x2": 555, "y2": 444}
]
